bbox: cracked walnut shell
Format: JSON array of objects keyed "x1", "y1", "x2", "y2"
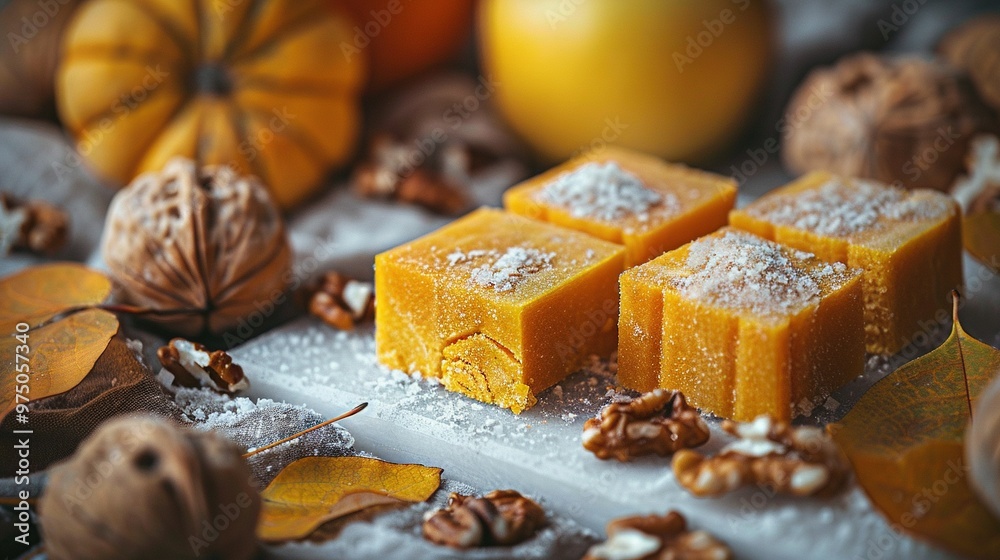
[
  {"x1": 583, "y1": 390, "x2": 710, "y2": 462},
  {"x1": 672, "y1": 415, "x2": 849, "y2": 498},
  {"x1": 782, "y1": 53, "x2": 998, "y2": 192},
  {"x1": 101, "y1": 158, "x2": 292, "y2": 336}
]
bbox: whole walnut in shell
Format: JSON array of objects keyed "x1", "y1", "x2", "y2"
[
  {"x1": 939, "y1": 16, "x2": 1000, "y2": 115},
  {"x1": 782, "y1": 53, "x2": 998, "y2": 191},
  {"x1": 39, "y1": 414, "x2": 260, "y2": 560},
  {"x1": 101, "y1": 158, "x2": 292, "y2": 336}
]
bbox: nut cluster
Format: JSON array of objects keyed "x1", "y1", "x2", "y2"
[
  {"x1": 583, "y1": 511, "x2": 732, "y2": 560},
  {"x1": 0, "y1": 193, "x2": 67, "y2": 255},
  {"x1": 307, "y1": 271, "x2": 375, "y2": 331},
  {"x1": 157, "y1": 338, "x2": 248, "y2": 393},
  {"x1": 672, "y1": 415, "x2": 849, "y2": 498},
  {"x1": 583, "y1": 390, "x2": 710, "y2": 462},
  {"x1": 422, "y1": 490, "x2": 546, "y2": 549},
  {"x1": 353, "y1": 134, "x2": 469, "y2": 215}
]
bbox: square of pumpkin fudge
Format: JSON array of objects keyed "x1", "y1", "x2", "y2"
[
  {"x1": 729, "y1": 171, "x2": 962, "y2": 354},
  {"x1": 619, "y1": 228, "x2": 865, "y2": 421},
  {"x1": 375, "y1": 208, "x2": 625, "y2": 413},
  {"x1": 503, "y1": 147, "x2": 736, "y2": 267}
]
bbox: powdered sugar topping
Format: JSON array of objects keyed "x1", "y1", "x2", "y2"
[
  {"x1": 746, "y1": 178, "x2": 950, "y2": 236},
  {"x1": 449, "y1": 246, "x2": 556, "y2": 293},
  {"x1": 536, "y1": 161, "x2": 678, "y2": 222},
  {"x1": 670, "y1": 230, "x2": 849, "y2": 316}
]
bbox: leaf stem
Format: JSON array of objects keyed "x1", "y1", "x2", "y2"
[
  {"x1": 96, "y1": 303, "x2": 208, "y2": 317},
  {"x1": 952, "y1": 290, "x2": 974, "y2": 421},
  {"x1": 243, "y1": 402, "x2": 368, "y2": 458},
  {"x1": 28, "y1": 303, "x2": 208, "y2": 331}
]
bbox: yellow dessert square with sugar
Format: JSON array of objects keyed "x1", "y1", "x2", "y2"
[
  {"x1": 375, "y1": 208, "x2": 625, "y2": 413},
  {"x1": 619, "y1": 228, "x2": 864, "y2": 421},
  {"x1": 503, "y1": 147, "x2": 736, "y2": 267},
  {"x1": 729, "y1": 171, "x2": 962, "y2": 354}
]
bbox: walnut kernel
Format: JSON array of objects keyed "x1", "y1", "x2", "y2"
[
  {"x1": 672, "y1": 415, "x2": 849, "y2": 498},
  {"x1": 352, "y1": 134, "x2": 469, "y2": 215},
  {"x1": 307, "y1": 272, "x2": 374, "y2": 331},
  {"x1": 0, "y1": 193, "x2": 67, "y2": 255},
  {"x1": 157, "y1": 338, "x2": 248, "y2": 393},
  {"x1": 422, "y1": 490, "x2": 545, "y2": 549},
  {"x1": 583, "y1": 390, "x2": 710, "y2": 462},
  {"x1": 584, "y1": 511, "x2": 732, "y2": 560}
]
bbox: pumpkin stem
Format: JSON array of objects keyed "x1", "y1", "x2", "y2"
[{"x1": 194, "y1": 63, "x2": 232, "y2": 96}]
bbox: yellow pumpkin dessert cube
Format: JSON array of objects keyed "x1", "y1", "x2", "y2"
[
  {"x1": 729, "y1": 171, "x2": 962, "y2": 354},
  {"x1": 503, "y1": 147, "x2": 736, "y2": 267},
  {"x1": 619, "y1": 228, "x2": 864, "y2": 421},
  {"x1": 375, "y1": 208, "x2": 625, "y2": 413}
]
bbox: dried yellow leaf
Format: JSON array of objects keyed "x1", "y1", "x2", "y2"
[
  {"x1": 1, "y1": 263, "x2": 119, "y2": 422},
  {"x1": 831, "y1": 294, "x2": 1000, "y2": 558},
  {"x1": 1, "y1": 309, "x2": 118, "y2": 420},
  {"x1": 257, "y1": 456, "x2": 442, "y2": 542},
  {"x1": 0, "y1": 262, "x2": 111, "y2": 332}
]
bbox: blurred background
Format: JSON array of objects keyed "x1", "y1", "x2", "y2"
[{"x1": 1, "y1": 0, "x2": 998, "y2": 275}]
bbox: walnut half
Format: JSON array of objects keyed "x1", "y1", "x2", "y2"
[
  {"x1": 583, "y1": 390, "x2": 710, "y2": 462},
  {"x1": 672, "y1": 415, "x2": 849, "y2": 498},
  {"x1": 583, "y1": 511, "x2": 732, "y2": 560},
  {"x1": 307, "y1": 271, "x2": 375, "y2": 331},
  {"x1": 0, "y1": 193, "x2": 67, "y2": 256},
  {"x1": 422, "y1": 490, "x2": 546, "y2": 549},
  {"x1": 157, "y1": 338, "x2": 248, "y2": 393},
  {"x1": 352, "y1": 134, "x2": 469, "y2": 215}
]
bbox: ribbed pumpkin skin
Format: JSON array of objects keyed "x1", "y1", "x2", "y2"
[{"x1": 57, "y1": 0, "x2": 366, "y2": 209}]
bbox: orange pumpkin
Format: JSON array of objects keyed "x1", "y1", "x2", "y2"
[
  {"x1": 57, "y1": 0, "x2": 366, "y2": 209},
  {"x1": 340, "y1": 0, "x2": 473, "y2": 90}
]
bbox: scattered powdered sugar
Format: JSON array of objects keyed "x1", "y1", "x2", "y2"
[
  {"x1": 124, "y1": 338, "x2": 145, "y2": 365},
  {"x1": 747, "y1": 178, "x2": 950, "y2": 236},
  {"x1": 671, "y1": 230, "x2": 848, "y2": 316},
  {"x1": 447, "y1": 248, "x2": 488, "y2": 266},
  {"x1": 172, "y1": 386, "x2": 356, "y2": 485},
  {"x1": 449, "y1": 246, "x2": 556, "y2": 292},
  {"x1": 535, "y1": 161, "x2": 678, "y2": 222},
  {"x1": 231, "y1": 317, "x2": 949, "y2": 560}
]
